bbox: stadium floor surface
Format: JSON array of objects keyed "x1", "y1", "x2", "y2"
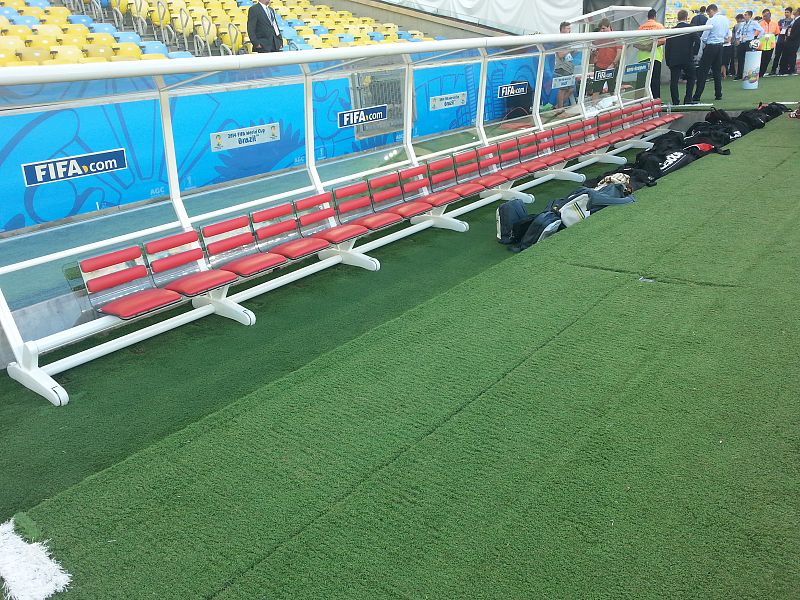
[{"x1": 1, "y1": 79, "x2": 799, "y2": 598}]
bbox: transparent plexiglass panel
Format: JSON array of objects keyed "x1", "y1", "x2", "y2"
[{"x1": 540, "y1": 42, "x2": 586, "y2": 125}]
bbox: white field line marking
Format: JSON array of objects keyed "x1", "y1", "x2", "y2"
[{"x1": 0, "y1": 520, "x2": 70, "y2": 600}]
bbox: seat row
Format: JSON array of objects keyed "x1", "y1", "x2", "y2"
[{"x1": 80, "y1": 98, "x2": 678, "y2": 323}]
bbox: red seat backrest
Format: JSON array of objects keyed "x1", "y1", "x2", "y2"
[
  {"x1": 334, "y1": 182, "x2": 372, "y2": 215},
  {"x1": 498, "y1": 139, "x2": 520, "y2": 165},
  {"x1": 79, "y1": 246, "x2": 149, "y2": 294},
  {"x1": 368, "y1": 172, "x2": 403, "y2": 206},
  {"x1": 251, "y1": 203, "x2": 298, "y2": 242},
  {"x1": 201, "y1": 216, "x2": 256, "y2": 258},
  {"x1": 477, "y1": 144, "x2": 501, "y2": 171},
  {"x1": 295, "y1": 192, "x2": 336, "y2": 228},
  {"x1": 399, "y1": 165, "x2": 430, "y2": 196},
  {"x1": 453, "y1": 149, "x2": 479, "y2": 180},
  {"x1": 427, "y1": 156, "x2": 457, "y2": 189},
  {"x1": 146, "y1": 231, "x2": 204, "y2": 274}
]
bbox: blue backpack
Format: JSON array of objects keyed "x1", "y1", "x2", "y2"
[{"x1": 496, "y1": 199, "x2": 529, "y2": 244}]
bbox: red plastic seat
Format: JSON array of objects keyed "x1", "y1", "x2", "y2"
[
  {"x1": 216, "y1": 252, "x2": 287, "y2": 277},
  {"x1": 201, "y1": 215, "x2": 288, "y2": 277},
  {"x1": 295, "y1": 193, "x2": 368, "y2": 245},
  {"x1": 271, "y1": 237, "x2": 331, "y2": 260},
  {"x1": 312, "y1": 223, "x2": 369, "y2": 244},
  {"x1": 146, "y1": 231, "x2": 238, "y2": 297},
  {"x1": 333, "y1": 182, "x2": 403, "y2": 230},
  {"x1": 79, "y1": 246, "x2": 183, "y2": 320},
  {"x1": 351, "y1": 212, "x2": 403, "y2": 229}
]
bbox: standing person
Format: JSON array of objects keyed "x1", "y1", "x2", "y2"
[
  {"x1": 247, "y1": 0, "x2": 283, "y2": 53},
  {"x1": 554, "y1": 21, "x2": 576, "y2": 109},
  {"x1": 590, "y1": 19, "x2": 622, "y2": 104},
  {"x1": 689, "y1": 6, "x2": 708, "y2": 63},
  {"x1": 734, "y1": 10, "x2": 764, "y2": 79},
  {"x1": 778, "y1": 7, "x2": 800, "y2": 74},
  {"x1": 730, "y1": 14, "x2": 745, "y2": 77},
  {"x1": 665, "y1": 10, "x2": 698, "y2": 104},
  {"x1": 637, "y1": 8, "x2": 666, "y2": 99},
  {"x1": 693, "y1": 4, "x2": 730, "y2": 102},
  {"x1": 771, "y1": 7, "x2": 795, "y2": 75},
  {"x1": 759, "y1": 9, "x2": 781, "y2": 76}
]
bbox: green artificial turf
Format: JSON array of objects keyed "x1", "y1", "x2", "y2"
[
  {"x1": 660, "y1": 72, "x2": 800, "y2": 110},
  {"x1": 1, "y1": 119, "x2": 796, "y2": 598}
]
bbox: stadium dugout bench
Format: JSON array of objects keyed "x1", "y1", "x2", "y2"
[{"x1": 4, "y1": 98, "x2": 681, "y2": 405}]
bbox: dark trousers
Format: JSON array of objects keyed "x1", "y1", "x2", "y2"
[
  {"x1": 759, "y1": 49, "x2": 773, "y2": 76},
  {"x1": 650, "y1": 60, "x2": 661, "y2": 99},
  {"x1": 694, "y1": 44, "x2": 723, "y2": 100},
  {"x1": 779, "y1": 41, "x2": 799, "y2": 73},
  {"x1": 735, "y1": 43, "x2": 751, "y2": 78},
  {"x1": 771, "y1": 39, "x2": 785, "y2": 73},
  {"x1": 669, "y1": 62, "x2": 695, "y2": 104}
]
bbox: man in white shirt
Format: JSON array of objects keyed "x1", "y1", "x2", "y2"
[
  {"x1": 247, "y1": 0, "x2": 283, "y2": 53},
  {"x1": 734, "y1": 10, "x2": 764, "y2": 78},
  {"x1": 693, "y1": 4, "x2": 731, "y2": 101}
]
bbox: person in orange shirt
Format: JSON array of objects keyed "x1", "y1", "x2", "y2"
[
  {"x1": 759, "y1": 9, "x2": 781, "y2": 76},
  {"x1": 590, "y1": 19, "x2": 622, "y2": 103},
  {"x1": 637, "y1": 9, "x2": 666, "y2": 99}
]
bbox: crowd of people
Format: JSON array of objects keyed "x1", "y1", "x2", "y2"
[{"x1": 664, "y1": 4, "x2": 800, "y2": 104}]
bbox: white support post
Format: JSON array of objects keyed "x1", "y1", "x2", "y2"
[
  {"x1": 7, "y1": 342, "x2": 69, "y2": 406},
  {"x1": 576, "y1": 42, "x2": 591, "y2": 118},
  {"x1": 617, "y1": 139, "x2": 653, "y2": 149},
  {"x1": 584, "y1": 153, "x2": 627, "y2": 164},
  {"x1": 475, "y1": 48, "x2": 489, "y2": 145},
  {"x1": 615, "y1": 42, "x2": 630, "y2": 107},
  {"x1": 479, "y1": 189, "x2": 535, "y2": 203},
  {"x1": 534, "y1": 162, "x2": 587, "y2": 182},
  {"x1": 190, "y1": 286, "x2": 256, "y2": 325},
  {"x1": 531, "y1": 44, "x2": 546, "y2": 131},
  {"x1": 317, "y1": 239, "x2": 380, "y2": 271},
  {"x1": 301, "y1": 64, "x2": 324, "y2": 192},
  {"x1": 402, "y1": 56, "x2": 418, "y2": 166},
  {"x1": 410, "y1": 206, "x2": 469, "y2": 232},
  {"x1": 155, "y1": 76, "x2": 192, "y2": 231}
]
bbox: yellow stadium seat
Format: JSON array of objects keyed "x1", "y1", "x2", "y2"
[
  {"x1": 15, "y1": 60, "x2": 39, "y2": 66},
  {"x1": 40, "y1": 15, "x2": 69, "y2": 25},
  {"x1": 16, "y1": 46, "x2": 49, "y2": 63},
  {"x1": 114, "y1": 42, "x2": 142, "y2": 57},
  {"x1": 0, "y1": 36, "x2": 24, "y2": 52},
  {"x1": 320, "y1": 33, "x2": 339, "y2": 47},
  {"x1": 27, "y1": 35, "x2": 60, "y2": 48},
  {"x1": 0, "y1": 49, "x2": 20, "y2": 65},
  {"x1": 110, "y1": 55, "x2": 140, "y2": 61},
  {"x1": 1, "y1": 0, "x2": 26, "y2": 8},
  {"x1": 79, "y1": 56, "x2": 109, "y2": 63},
  {"x1": 381, "y1": 22, "x2": 398, "y2": 32},
  {"x1": 32, "y1": 23, "x2": 63, "y2": 37},
  {"x1": 44, "y1": 6, "x2": 72, "y2": 20},
  {"x1": 2, "y1": 25, "x2": 32, "y2": 38},
  {"x1": 51, "y1": 45, "x2": 83, "y2": 62},
  {"x1": 60, "y1": 33, "x2": 88, "y2": 46},
  {"x1": 140, "y1": 52, "x2": 166, "y2": 59},
  {"x1": 17, "y1": 6, "x2": 45, "y2": 19},
  {"x1": 84, "y1": 43, "x2": 115, "y2": 59},
  {"x1": 85, "y1": 32, "x2": 117, "y2": 45},
  {"x1": 0, "y1": 15, "x2": 8, "y2": 28},
  {"x1": 408, "y1": 29, "x2": 424, "y2": 39}
]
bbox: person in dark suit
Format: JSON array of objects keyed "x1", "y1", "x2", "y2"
[
  {"x1": 778, "y1": 7, "x2": 800, "y2": 73},
  {"x1": 665, "y1": 10, "x2": 698, "y2": 104},
  {"x1": 247, "y1": 0, "x2": 283, "y2": 53}
]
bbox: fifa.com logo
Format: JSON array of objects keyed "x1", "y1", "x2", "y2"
[{"x1": 22, "y1": 149, "x2": 128, "y2": 187}]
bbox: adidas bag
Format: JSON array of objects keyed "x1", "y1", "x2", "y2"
[
  {"x1": 496, "y1": 199, "x2": 528, "y2": 244},
  {"x1": 706, "y1": 108, "x2": 733, "y2": 123},
  {"x1": 737, "y1": 109, "x2": 768, "y2": 129},
  {"x1": 558, "y1": 194, "x2": 590, "y2": 227}
]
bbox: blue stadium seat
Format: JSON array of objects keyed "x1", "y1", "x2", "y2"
[
  {"x1": 26, "y1": 0, "x2": 50, "y2": 8},
  {"x1": 68, "y1": 15, "x2": 94, "y2": 26},
  {"x1": 286, "y1": 19, "x2": 303, "y2": 27},
  {"x1": 167, "y1": 50, "x2": 194, "y2": 58},
  {"x1": 0, "y1": 7, "x2": 19, "y2": 18},
  {"x1": 338, "y1": 33, "x2": 355, "y2": 43},
  {"x1": 434, "y1": 36, "x2": 448, "y2": 40},
  {"x1": 141, "y1": 40, "x2": 169, "y2": 55},
  {"x1": 10, "y1": 15, "x2": 39, "y2": 26},
  {"x1": 114, "y1": 31, "x2": 142, "y2": 44},
  {"x1": 396, "y1": 31, "x2": 412, "y2": 40},
  {"x1": 369, "y1": 32, "x2": 384, "y2": 41},
  {"x1": 89, "y1": 23, "x2": 117, "y2": 33},
  {"x1": 311, "y1": 25, "x2": 328, "y2": 35},
  {"x1": 293, "y1": 42, "x2": 312, "y2": 50}
]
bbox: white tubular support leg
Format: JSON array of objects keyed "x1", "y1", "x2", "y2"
[
  {"x1": 410, "y1": 206, "x2": 469, "y2": 232},
  {"x1": 617, "y1": 138, "x2": 653, "y2": 149},
  {"x1": 7, "y1": 342, "x2": 69, "y2": 406},
  {"x1": 586, "y1": 153, "x2": 628, "y2": 165},
  {"x1": 318, "y1": 239, "x2": 380, "y2": 271},
  {"x1": 191, "y1": 286, "x2": 255, "y2": 326},
  {"x1": 479, "y1": 189, "x2": 535, "y2": 203},
  {"x1": 535, "y1": 168, "x2": 586, "y2": 182}
]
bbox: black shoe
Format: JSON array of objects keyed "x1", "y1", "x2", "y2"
[
  {"x1": 733, "y1": 77, "x2": 742, "y2": 80},
  {"x1": 715, "y1": 96, "x2": 723, "y2": 100}
]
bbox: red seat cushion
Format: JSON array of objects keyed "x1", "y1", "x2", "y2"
[
  {"x1": 423, "y1": 191, "x2": 461, "y2": 207},
  {"x1": 99, "y1": 288, "x2": 182, "y2": 320},
  {"x1": 474, "y1": 174, "x2": 508, "y2": 188},
  {"x1": 521, "y1": 159, "x2": 549, "y2": 173},
  {"x1": 351, "y1": 212, "x2": 403, "y2": 229},
  {"x1": 312, "y1": 224, "x2": 368, "y2": 244},
  {"x1": 163, "y1": 269, "x2": 238, "y2": 296},
  {"x1": 448, "y1": 182, "x2": 485, "y2": 197},
  {"x1": 271, "y1": 237, "x2": 331, "y2": 260},
  {"x1": 500, "y1": 166, "x2": 529, "y2": 180},
  {"x1": 219, "y1": 252, "x2": 287, "y2": 277},
  {"x1": 392, "y1": 201, "x2": 432, "y2": 217},
  {"x1": 556, "y1": 148, "x2": 582, "y2": 161}
]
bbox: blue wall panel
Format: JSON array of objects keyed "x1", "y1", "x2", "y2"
[{"x1": 412, "y1": 62, "x2": 481, "y2": 138}]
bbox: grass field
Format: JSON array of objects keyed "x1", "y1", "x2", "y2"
[{"x1": 1, "y1": 78, "x2": 798, "y2": 598}]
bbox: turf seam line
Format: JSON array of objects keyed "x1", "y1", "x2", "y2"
[{"x1": 204, "y1": 279, "x2": 629, "y2": 599}]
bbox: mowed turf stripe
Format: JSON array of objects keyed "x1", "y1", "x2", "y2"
[
  {"x1": 548, "y1": 123, "x2": 799, "y2": 286},
  {"x1": 25, "y1": 258, "x2": 630, "y2": 599},
  {"x1": 214, "y1": 282, "x2": 800, "y2": 600}
]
